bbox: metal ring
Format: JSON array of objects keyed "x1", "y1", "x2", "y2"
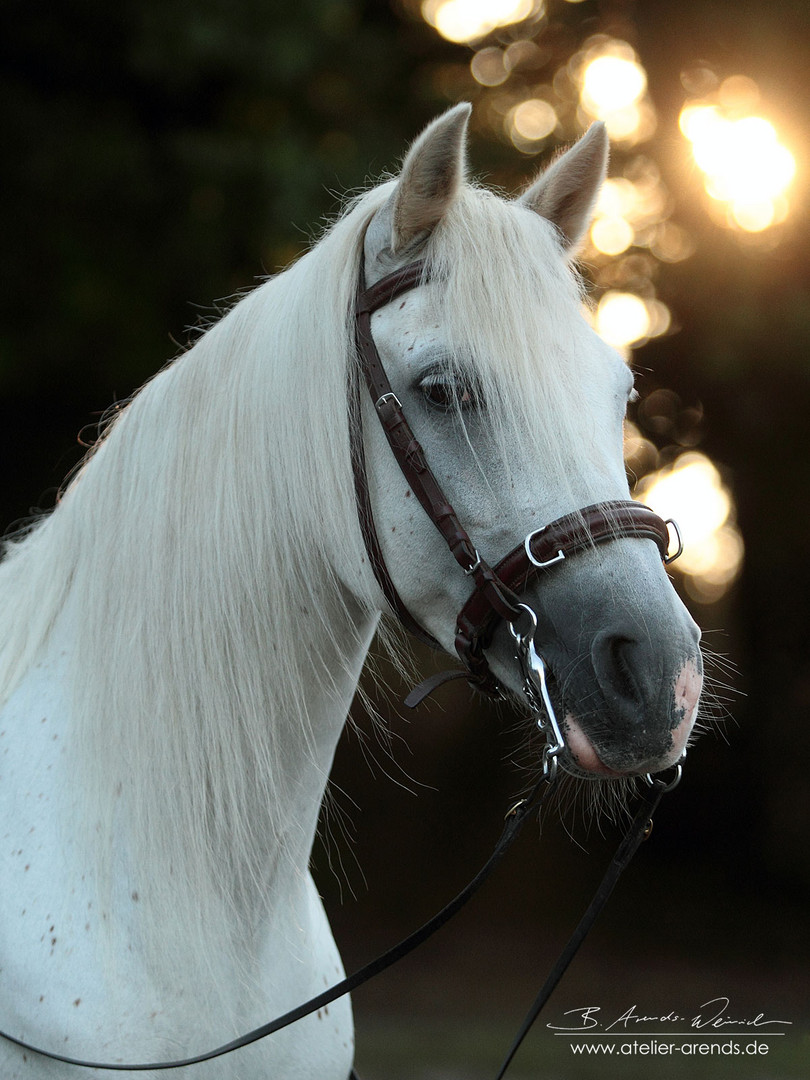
[
  {"x1": 508, "y1": 601, "x2": 538, "y2": 646},
  {"x1": 644, "y1": 758, "x2": 684, "y2": 792},
  {"x1": 663, "y1": 518, "x2": 684, "y2": 565}
]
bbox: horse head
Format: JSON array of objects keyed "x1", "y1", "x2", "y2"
[{"x1": 356, "y1": 105, "x2": 702, "y2": 779}]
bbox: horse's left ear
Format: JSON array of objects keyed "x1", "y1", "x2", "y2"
[{"x1": 519, "y1": 122, "x2": 609, "y2": 254}]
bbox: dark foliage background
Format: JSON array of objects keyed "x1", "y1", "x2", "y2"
[{"x1": 1, "y1": 1, "x2": 808, "y2": 1075}]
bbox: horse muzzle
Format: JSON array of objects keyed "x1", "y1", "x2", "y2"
[{"x1": 532, "y1": 638, "x2": 702, "y2": 780}]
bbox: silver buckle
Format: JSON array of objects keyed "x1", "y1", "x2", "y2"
[
  {"x1": 463, "y1": 548, "x2": 482, "y2": 576},
  {"x1": 375, "y1": 392, "x2": 402, "y2": 412}
]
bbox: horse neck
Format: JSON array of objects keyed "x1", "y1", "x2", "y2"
[{"x1": 0, "y1": 343, "x2": 380, "y2": 960}]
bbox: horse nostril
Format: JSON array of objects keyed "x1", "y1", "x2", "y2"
[{"x1": 593, "y1": 632, "x2": 643, "y2": 707}]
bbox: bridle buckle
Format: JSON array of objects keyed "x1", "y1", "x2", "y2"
[{"x1": 524, "y1": 528, "x2": 566, "y2": 570}]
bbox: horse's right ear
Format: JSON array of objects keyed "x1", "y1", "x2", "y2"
[
  {"x1": 389, "y1": 103, "x2": 471, "y2": 255},
  {"x1": 519, "y1": 122, "x2": 609, "y2": 255}
]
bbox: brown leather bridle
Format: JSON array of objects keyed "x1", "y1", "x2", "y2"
[{"x1": 352, "y1": 260, "x2": 679, "y2": 701}]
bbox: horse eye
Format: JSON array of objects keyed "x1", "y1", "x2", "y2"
[{"x1": 419, "y1": 374, "x2": 481, "y2": 413}]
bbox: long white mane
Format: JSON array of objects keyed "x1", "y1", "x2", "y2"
[{"x1": 0, "y1": 172, "x2": 611, "y2": 977}]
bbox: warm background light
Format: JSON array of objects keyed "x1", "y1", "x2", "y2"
[
  {"x1": 635, "y1": 452, "x2": 744, "y2": 602},
  {"x1": 506, "y1": 97, "x2": 558, "y2": 147},
  {"x1": 596, "y1": 291, "x2": 651, "y2": 348},
  {"x1": 574, "y1": 39, "x2": 655, "y2": 143},
  {"x1": 581, "y1": 54, "x2": 646, "y2": 115},
  {"x1": 421, "y1": 0, "x2": 541, "y2": 43},
  {"x1": 680, "y1": 77, "x2": 796, "y2": 232},
  {"x1": 591, "y1": 214, "x2": 634, "y2": 256}
]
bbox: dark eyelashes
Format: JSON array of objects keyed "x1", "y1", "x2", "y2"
[{"x1": 418, "y1": 372, "x2": 484, "y2": 413}]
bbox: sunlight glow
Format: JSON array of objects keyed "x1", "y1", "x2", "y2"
[
  {"x1": 680, "y1": 83, "x2": 796, "y2": 232},
  {"x1": 596, "y1": 291, "x2": 651, "y2": 348},
  {"x1": 591, "y1": 215, "x2": 634, "y2": 255},
  {"x1": 422, "y1": 0, "x2": 541, "y2": 43},
  {"x1": 471, "y1": 47, "x2": 509, "y2": 86},
  {"x1": 582, "y1": 55, "x2": 646, "y2": 115},
  {"x1": 635, "y1": 453, "x2": 743, "y2": 602},
  {"x1": 507, "y1": 98, "x2": 558, "y2": 147},
  {"x1": 575, "y1": 41, "x2": 652, "y2": 142}
]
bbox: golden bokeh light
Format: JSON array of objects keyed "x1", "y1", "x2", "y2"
[
  {"x1": 591, "y1": 175, "x2": 653, "y2": 255},
  {"x1": 680, "y1": 82, "x2": 796, "y2": 232},
  {"x1": 506, "y1": 97, "x2": 558, "y2": 148},
  {"x1": 596, "y1": 291, "x2": 651, "y2": 348},
  {"x1": 635, "y1": 452, "x2": 744, "y2": 602},
  {"x1": 573, "y1": 40, "x2": 653, "y2": 143},
  {"x1": 645, "y1": 298, "x2": 672, "y2": 338},
  {"x1": 595, "y1": 176, "x2": 639, "y2": 218},
  {"x1": 471, "y1": 47, "x2": 509, "y2": 86},
  {"x1": 623, "y1": 420, "x2": 658, "y2": 479},
  {"x1": 581, "y1": 54, "x2": 646, "y2": 115},
  {"x1": 591, "y1": 215, "x2": 635, "y2": 255},
  {"x1": 649, "y1": 221, "x2": 695, "y2": 263},
  {"x1": 717, "y1": 73, "x2": 760, "y2": 113},
  {"x1": 421, "y1": 0, "x2": 541, "y2": 44}
]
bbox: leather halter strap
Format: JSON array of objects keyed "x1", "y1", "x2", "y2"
[
  {"x1": 352, "y1": 261, "x2": 674, "y2": 697},
  {"x1": 354, "y1": 261, "x2": 524, "y2": 654}
]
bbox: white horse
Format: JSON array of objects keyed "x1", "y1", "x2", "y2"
[{"x1": 0, "y1": 105, "x2": 702, "y2": 1078}]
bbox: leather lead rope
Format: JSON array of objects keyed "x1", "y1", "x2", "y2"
[{"x1": 493, "y1": 778, "x2": 668, "y2": 1078}]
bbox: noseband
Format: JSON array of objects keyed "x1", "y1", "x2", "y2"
[{"x1": 352, "y1": 260, "x2": 679, "y2": 700}]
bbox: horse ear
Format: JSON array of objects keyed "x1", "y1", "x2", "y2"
[
  {"x1": 519, "y1": 122, "x2": 609, "y2": 254},
  {"x1": 389, "y1": 103, "x2": 471, "y2": 255}
]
